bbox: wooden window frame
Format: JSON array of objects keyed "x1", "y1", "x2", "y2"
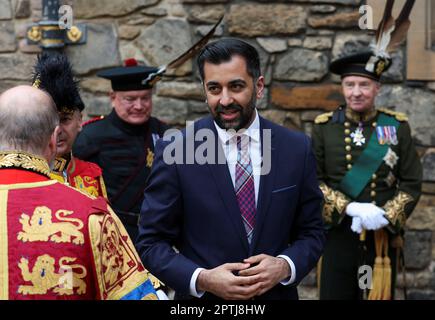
[
  {"x1": 367, "y1": 0, "x2": 435, "y2": 80},
  {"x1": 430, "y1": 0, "x2": 435, "y2": 49}
]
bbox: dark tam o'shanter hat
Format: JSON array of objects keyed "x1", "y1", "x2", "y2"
[
  {"x1": 97, "y1": 58, "x2": 159, "y2": 92},
  {"x1": 32, "y1": 52, "x2": 84, "y2": 114},
  {"x1": 330, "y1": 0, "x2": 415, "y2": 81},
  {"x1": 330, "y1": 51, "x2": 391, "y2": 82}
]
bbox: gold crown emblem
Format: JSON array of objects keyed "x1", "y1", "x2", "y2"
[{"x1": 375, "y1": 60, "x2": 386, "y2": 76}]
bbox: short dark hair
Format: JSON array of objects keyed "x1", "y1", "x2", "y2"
[{"x1": 197, "y1": 38, "x2": 261, "y2": 81}]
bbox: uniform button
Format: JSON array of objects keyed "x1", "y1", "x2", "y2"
[
  {"x1": 345, "y1": 122, "x2": 351, "y2": 128},
  {"x1": 372, "y1": 174, "x2": 377, "y2": 180},
  {"x1": 346, "y1": 154, "x2": 352, "y2": 161},
  {"x1": 346, "y1": 146, "x2": 352, "y2": 152},
  {"x1": 347, "y1": 164, "x2": 353, "y2": 170},
  {"x1": 371, "y1": 191, "x2": 376, "y2": 197},
  {"x1": 371, "y1": 183, "x2": 377, "y2": 189},
  {"x1": 345, "y1": 137, "x2": 352, "y2": 144},
  {"x1": 344, "y1": 129, "x2": 351, "y2": 135}
]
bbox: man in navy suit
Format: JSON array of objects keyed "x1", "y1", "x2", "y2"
[{"x1": 136, "y1": 38, "x2": 325, "y2": 300}]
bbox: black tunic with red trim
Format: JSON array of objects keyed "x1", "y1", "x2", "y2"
[{"x1": 73, "y1": 110, "x2": 168, "y2": 238}]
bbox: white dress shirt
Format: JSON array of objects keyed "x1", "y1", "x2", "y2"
[{"x1": 190, "y1": 110, "x2": 296, "y2": 298}]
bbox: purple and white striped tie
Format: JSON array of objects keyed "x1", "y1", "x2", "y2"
[{"x1": 235, "y1": 135, "x2": 256, "y2": 244}]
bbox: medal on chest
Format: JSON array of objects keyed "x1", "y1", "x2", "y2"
[
  {"x1": 376, "y1": 126, "x2": 398, "y2": 145},
  {"x1": 350, "y1": 123, "x2": 366, "y2": 147},
  {"x1": 383, "y1": 148, "x2": 399, "y2": 169}
]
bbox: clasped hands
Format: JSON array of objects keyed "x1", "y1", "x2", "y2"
[
  {"x1": 345, "y1": 202, "x2": 389, "y2": 234},
  {"x1": 197, "y1": 254, "x2": 290, "y2": 300}
]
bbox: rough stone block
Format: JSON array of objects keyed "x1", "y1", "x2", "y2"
[
  {"x1": 72, "y1": 0, "x2": 159, "y2": 18},
  {"x1": 271, "y1": 84, "x2": 343, "y2": 111},
  {"x1": 14, "y1": 0, "x2": 30, "y2": 18},
  {"x1": 152, "y1": 96, "x2": 189, "y2": 125},
  {"x1": 407, "y1": 289, "x2": 435, "y2": 300},
  {"x1": 228, "y1": 4, "x2": 307, "y2": 37},
  {"x1": 308, "y1": 11, "x2": 360, "y2": 29},
  {"x1": 0, "y1": 21, "x2": 16, "y2": 52},
  {"x1": 0, "y1": 52, "x2": 35, "y2": 80},
  {"x1": 66, "y1": 23, "x2": 121, "y2": 75},
  {"x1": 422, "y1": 149, "x2": 435, "y2": 182},
  {"x1": 275, "y1": 48, "x2": 329, "y2": 82},
  {"x1": 375, "y1": 86, "x2": 435, "y2": 147},
  {"x1": 256, "y1": 38, "x2": 287, "y2": 53},
  {"x1": 407, "y1": 195, "x2": 435, "y2": 231},
  {"x1": 135, "y1": 19, "x2": 193, "y2": 76},
  {"x1": 156, "y1": 81, "x2": 204, "y2": 101},
  {"x1": 404, "y1": 230, "x2": 432, "y2": 270},
  {"x1": 0, "y1": 0, "x2": 12, "y2": 20},
  {"x1": 186, "y1": 4, "x2": 225, "y2": 24}
]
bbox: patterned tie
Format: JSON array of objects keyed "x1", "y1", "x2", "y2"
[{"x1": 235, "y1": 135, "x2": 256, "y2": 244}]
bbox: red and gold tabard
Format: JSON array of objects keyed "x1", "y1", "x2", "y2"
[
  {"x1": 0, "y1": 151, "x2": 157, "y2": 300},
  {"x1": 50, "y1": 154, "x2": 108, "y2": 199}
]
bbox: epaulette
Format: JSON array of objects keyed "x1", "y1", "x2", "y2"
[
  {"x1": 378, "y1": 108, "x2": 408, "y2": 122},
  {"x1": 82, "y1": 115, "x2": 104, "y2": 127},
  {"x1": 315, "y1": 112, "x2": 334, "y2": 124}
]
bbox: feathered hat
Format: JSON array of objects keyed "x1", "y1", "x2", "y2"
[
  {"x1": 330, "y1": 0, "x2": 416, "y2": 81},
  {"x1": 32, "y1": 52, "x2": 85, "y2": 114}
]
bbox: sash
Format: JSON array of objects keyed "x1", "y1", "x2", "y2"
[{"x1": 339, "y1": 113, "x2": 399, "y2": 199}]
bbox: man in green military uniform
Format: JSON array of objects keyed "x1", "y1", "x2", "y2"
[{"x1": 312, "y1": 50, "x2": 422, "y2": 299}]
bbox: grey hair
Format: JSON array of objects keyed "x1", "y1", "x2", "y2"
[{"x1": 0, "y1": 88, "x2": 59, "y2": 155}]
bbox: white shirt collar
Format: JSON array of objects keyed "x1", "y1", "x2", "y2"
[{"x1": 214, "y1": 109, "x2": 260, "y2": 145}]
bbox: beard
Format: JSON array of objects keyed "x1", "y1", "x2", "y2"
[{"x1": 212, "y1": 93, "x2": 257, "y2": 131}]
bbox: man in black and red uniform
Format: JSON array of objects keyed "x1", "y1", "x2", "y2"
[
  {"x1": 32, "y1": 52, "x2": 108, "y2": 199},
  {"x1": 73, "y1": 59, "x2": 168, "y2": 241}
]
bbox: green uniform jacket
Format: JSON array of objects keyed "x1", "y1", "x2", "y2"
[{"x1": 312, "y1": 106, "x2": 422, "y2": 234}]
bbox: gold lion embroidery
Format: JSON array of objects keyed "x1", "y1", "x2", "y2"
[
  {"x1": 18, "y1": 255, "x2": 87, "y2": 296},
  {"x1": 18, "y1": 206, "x2": 84, "y2": 245},
  {"x1": 74, "y1": 175, "x2": 100, "y2": 197}
]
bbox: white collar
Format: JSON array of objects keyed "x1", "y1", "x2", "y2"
[{"x1": 214, "y1": 109, "x2": 260, "y2": 145}]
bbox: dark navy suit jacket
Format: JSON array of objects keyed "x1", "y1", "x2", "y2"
[{"x1": 136, "y1": 115, "x2": 325, "y2": 300}]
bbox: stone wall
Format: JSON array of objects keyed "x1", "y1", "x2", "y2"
[{"x1": 1, "y1": 0, "x2": 434, "y2": 299}]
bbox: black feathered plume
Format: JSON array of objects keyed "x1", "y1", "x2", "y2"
[{"x1": 32, "y1": 52, "x2": 84, "y2": 112}]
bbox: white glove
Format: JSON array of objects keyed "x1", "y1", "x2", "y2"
[
  {"x1": 362, "y1": 212, "x2": 389, "y2": 231},
  {"x1": 351, "y1": 216, "x2": 363, "y2": 234},
  {"x1": 346, "y1": 202, "x2": 389, "y2": 232}
]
